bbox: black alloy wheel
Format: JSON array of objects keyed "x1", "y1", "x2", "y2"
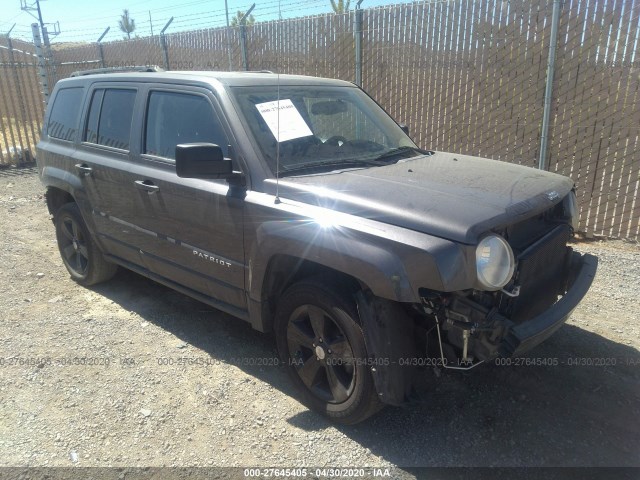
[
  {"x1": 54, "y1": 203, "x2": 117, "y2": 286},
  {"x1": 275, "y1": 279, "x2": 384, "y2": 424}
]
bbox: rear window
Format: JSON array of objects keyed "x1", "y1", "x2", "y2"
[
  {"x1": 84, "y1": 88, "x2": 136, "y2": 150},
  {"x1": 47, "y1": 87, "x2": 83, "y2": 141}
]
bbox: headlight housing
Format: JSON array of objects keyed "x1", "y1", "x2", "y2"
[
  {"x1": 476, "y1": 234, "x2": 515, "y2": 290},
  {"x1": 564, "y1": 190, "x2": 580, "y2": 231}
]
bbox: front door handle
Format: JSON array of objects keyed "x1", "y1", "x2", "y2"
[
  {"x1": 134, "y1": 180, "x2": 160, "y2": 194},
  {"x1": 75, "y1": 163, "x2": 92, "y2": 177}
]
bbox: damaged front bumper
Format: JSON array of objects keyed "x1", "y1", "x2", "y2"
[
  {"x1": 497, "y1": 251, "x2": 598, "y2": 357},
  {"x1": 357, "y1": 250, "x2": 598, "y2": 405},
  {"x1": 438, "y1": 251, "x2": 598, "y2": 363}
]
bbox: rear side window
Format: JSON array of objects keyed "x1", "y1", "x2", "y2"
[
  {"x1": 48, "y1": 87, "x2": 83, "y2": 141},
  {"x1": 145, "y1": 91, "x2": 229, "y2": 159},
  {"x1": 84, "y1": 88, "x2": 136, "y2": 150}
]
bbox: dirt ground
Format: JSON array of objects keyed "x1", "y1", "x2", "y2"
[{"x1": 0, "y1": 166, "x2": 638, "y2": 473}]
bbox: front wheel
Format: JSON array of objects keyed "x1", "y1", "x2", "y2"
[
  {"x1": 275, "y1": 279, "x2": 384, "y2": 424},
  {"x1": 54, "y1": 202, "x2": 117, "y2": 286}
]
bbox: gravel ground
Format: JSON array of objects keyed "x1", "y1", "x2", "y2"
[{"x1": 0, "y1": 167, "x2": 638, "y2": 473}]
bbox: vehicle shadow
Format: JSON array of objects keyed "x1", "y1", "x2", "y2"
[{"x1": 92, "y1": 268, "x2": 640, "y2": 468}]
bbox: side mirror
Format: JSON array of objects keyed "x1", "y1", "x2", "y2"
[
  {"x1": 398, "y1": 124, "x2": 410, "y2": 136},
  {"x1": 175, "y1": 143, "x2": 234, "y2": 179}
]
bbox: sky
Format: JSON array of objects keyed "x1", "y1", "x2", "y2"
[{"x1": 0, "y1": 0, "x2": 413, "y2": 44}]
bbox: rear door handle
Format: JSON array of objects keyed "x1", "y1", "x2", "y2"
[
  {"x1": 75, "y1": 163, "x2": 92, "y2": 176},
  {"x1": 134, "y1": 180, "x2": 160, "y2": 194}
]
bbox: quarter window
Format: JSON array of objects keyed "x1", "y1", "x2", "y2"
[
  {"x1": 145, "y1": 91, "x2": 229, "y2": 159},
  {"x1": 85, "y1": 89, "x2": 104, "y2": 144},
  {"x1": 47, "y1": 87, "x2": 83, "y2": 141}
]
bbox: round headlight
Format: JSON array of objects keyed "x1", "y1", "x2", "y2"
[{"x1": 475, "y1": 235, "x2": 515, "y2": 290}]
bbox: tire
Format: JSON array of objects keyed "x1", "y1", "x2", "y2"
[
  {"x1": 54, "y1": 202, "x2": 117, "y2": 286},
  {"x1": 275, "y1": 279, "x2": 384, "y2": 424}
]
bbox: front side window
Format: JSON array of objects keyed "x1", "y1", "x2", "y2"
[
  {"x1": 48, "y1": 87, "x2": 84, "y2": 141},
  {"x1": 230, "y1": 85, "x2": 420, "y2": 176},
  {"x1": 145, "y1": 91, "x2": 229, "y2": 160},
  {"x1": 84, "y1": 88, "x2": 136, "y2": 150}
]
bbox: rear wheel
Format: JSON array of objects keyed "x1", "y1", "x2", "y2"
[
  {"x1": 275, "y1": 279, "x2": 383, "y2": 424},
  {"x1": 54, "y1": 203, "x2": 117, "y2": 286}
]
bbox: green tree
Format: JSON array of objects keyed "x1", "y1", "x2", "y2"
[
  {"x1": 118, "y1": 9, "x2": 136, "y2": 39},
  {"x1": 330, "y1": 0, "x2": 351, "y2": 13},
  {"x1": 230, "y1": 10, "x2": 256, "y2": 27}
]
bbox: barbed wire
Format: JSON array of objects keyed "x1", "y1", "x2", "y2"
[
  {"x1": 8, "y1": 0, "x2": 576, "y2": 44},
  {"x1": 4, "y1": 0, "x2": 361, "y2": 42}
]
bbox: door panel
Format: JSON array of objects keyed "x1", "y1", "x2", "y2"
[
  {"x1": 74, "y1": 148, "x2": 146, "y2": 266},
  {"x1": 130, "y1": 88, "x2": 247, "y2": 311},
  {"x1": 130, "y1": 162, "x2": 246, "y2": 309},
  {"x1": 74, "y1": 86, "x2": 145, "y2": 267}
]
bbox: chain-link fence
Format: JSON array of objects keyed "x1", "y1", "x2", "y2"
[
  {"x1": 549, "y1": 0, "x2": 640, "y2": 239},
  {"x1": 1, "y1": 0, "x2": 639, "y2": 239},
  {"x1": 0, "y1": 37, "x2": 43, "y2": 165}
]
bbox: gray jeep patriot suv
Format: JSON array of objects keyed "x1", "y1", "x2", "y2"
[{"x1": 37, "y1": 69, "x2": 598, "y2": 424}]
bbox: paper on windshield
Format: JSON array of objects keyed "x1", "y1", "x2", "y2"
[{"x1": 255, "y1": 99, "x2": 313, "y2": 142}]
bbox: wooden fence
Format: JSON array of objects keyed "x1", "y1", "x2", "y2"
[{"x1": 1, "y1": 0, "x2": 638, "y2": 239}]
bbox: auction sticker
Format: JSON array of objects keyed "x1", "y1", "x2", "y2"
[{"x1": 256, "y1": 99, "x2": 313, "y2": 142}]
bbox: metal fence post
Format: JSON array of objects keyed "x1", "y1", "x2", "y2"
[
  {"x1": 160, "y1": 17, "x2": 174, "y2": 70},
  {"x1": 240, "y1": 25, "x2": 248, "y2": 71},
  {"x1": 538, "y1": 0, "x2": 562, "y2": 170},
  {"x1": 98, "y1": 43, "x2": 105, "y2": 68},
  {"x1": 160, "y1": 35, "x2": 169, "y2": 70},
  {"x1": 31, "y1": 23, "x2": 49, "y2": 104},
  {"x1": 354, "y1": 0, "x2": 364, "y2": 86},
  {"x1": 97, "y1": 27, "x2": 110, "y2": 69},
  {"x1": 224, "y1": 0, "x2": 233, "y2": 71},
  {"x1": 240, "y1": 5, "x2": 255, "y2": 72},
  {"x1": 42, "y1": 25, "x2": 58, "y2": 84}
]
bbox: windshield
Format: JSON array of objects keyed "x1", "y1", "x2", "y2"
[{"x1": 229, "y1": 85, "x2": 423, "y2": 176}]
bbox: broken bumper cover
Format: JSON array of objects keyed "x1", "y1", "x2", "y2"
[{"x1": 497, "y1": 251, "x2": 598, "y2": 358}]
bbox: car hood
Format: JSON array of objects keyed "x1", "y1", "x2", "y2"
[{"x1": 269, "y1": 151, "x2": 574, "y2": 244}]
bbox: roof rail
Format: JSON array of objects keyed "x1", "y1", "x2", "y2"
[
  {"x1": 70, "y1": 65, "x2": 164, "y2": 77},
  {"x1": 244, "y1": 70, "x2": 275, "y2": 74}
]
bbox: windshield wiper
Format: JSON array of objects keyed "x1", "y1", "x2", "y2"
[
  {"x1": 371, "y1": 146, "x2": 432, "y2": 163},
  {"x1": 279, "y1": 148, "x2": 433, "y2": 176},
  {"x1": 281, "y1": 158, "x2": 384, "y2": 176}
]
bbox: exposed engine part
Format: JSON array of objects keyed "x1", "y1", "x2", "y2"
[
  {"x1": 462, "y1": 329, "x2": 470, "y2": 362},
  {"x1": 421, "y1": 292, "x2": 499, "y2": 370},
  {"x1": 434, "y1": 319, "x2": 484, "y2": 371}
]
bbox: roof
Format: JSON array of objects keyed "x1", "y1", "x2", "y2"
[{"x1": 57, "y1": 70, "x2": 356, "y2": 89}]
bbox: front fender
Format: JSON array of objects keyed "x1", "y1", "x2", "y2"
[
  {"x1": 248, "y1": 216, "x2": 474, "y2": 303},
  {"x1": 249, "y1": 219, "x2": 416, "y2": 302}
]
